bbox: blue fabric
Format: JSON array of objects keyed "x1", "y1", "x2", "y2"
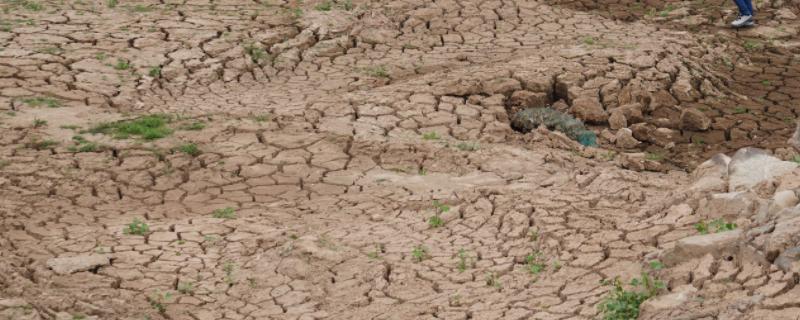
[{"x1": 733, "y1": 0, "x2": 754, "y2": 16}]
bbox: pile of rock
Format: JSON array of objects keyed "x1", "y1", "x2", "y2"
[{"x1": 639, "y1": 147, "x2": 800, "y2": 319}]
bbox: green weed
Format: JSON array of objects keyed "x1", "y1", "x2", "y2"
[
  {"x1": 598, "y1": 273, "x2": 665, "y2": 320},
  {"x1": 732, "y1": 106, "x2": 749, "y2": 114},
  {"x1": 645, "y1": 152, "x2": 664, "y2": 161},
  {"x1": 582, "y1": 36, "x2": 596, "y2": 45},
  {"x1": 27, "y1": 138, "x2": 58, "y2": 150},
  {"x1": 792, "y1": 155, "x2": 800, "y2": 164},
  {"x1": 33, "y1": 118, "x2": 47, "y2": 128},
  {"x1": 486, "y1": 272, "x2": 502, "y2": 289},
  {"x1": 21, "y1": 96, "x2": 61, "y2": 108},
  {"x1": 176, "y1": 143, "x2": 201, "y2": 157},
  {"x1": 89, "y1": 114, "x2": 173, "y2": 140},
  {"x1": 695, "y1": 218, "x2": 737, "y2": 234},
  {"x1": 526, "y1": 251, "x2": 546, "y2": 275},
  {"x1": 212, "y1": 207, "x2": 236, "y2": 219},
  {"x1": 428, "y1": 215, "x2": 444, "y2": 228},
  {"x1": 107, "y1": 0, "x2": 117, "y2": 8},
  {"x1": 411, "y1": 245, "x2": 428, "y2": 262},
  {"x1": 223, "y1": 261, "x2": 235, "y2": 284},
  {"x1": 314, "y1": 0, "x2": 331, "y2": 11},
  {"x1": 148, "y1": 66, "x2": 161, "y2": 77},
  {"x1": 364, "y1": 65, "x2": 389, "y2": 78},
  {"x1": 456, "y1": 249, "x2": 471, "y2": 272},
  {"x1": 455, "y1": 142, "x2": 478, "y2": 151},
  {"x1": 114, "y1": 58, "x2": 131, "y2": 70},
  {"x1": 123, "y1": 218, "x2": 150, "y2": 236},
  {"x1": 422, "y1": 132, "x2": 439, "y2": 140},
  {"x1": 148, "y1": 291, "x2": 172, "y2": 314},
  {"x1": 244, "y1": 43, "x2": 270, "y2": 64},
  {"x1": 177, "y1": 282, "x2": 194, "y2": 294},
  {"x1": 179, "y1": 121, "x2": 205, "y2": 131}
]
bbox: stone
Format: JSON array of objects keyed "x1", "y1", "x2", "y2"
[
  {"x1": 770, "y1": 190, "x2": 799, "y2": 214},
  {"x1": 615, "y1": 128, "x2": 639, "y2": 149},
  {"x1": 509, "y1": 90, "x2": 548, "y2": 108},
  {"x1": 696, "y1": 191, "x2": 758, "y2": 220},
  {"x1": 789, "y1": 121, "x2": 800, "y2": 152},
  {"x1": 690, "y1": 153, "x2": 730, "y2": 192},
  {"x1": 662, "y1": 230, "x2": 742, "y2": 266},
  {"x1": 570, "y1": 97, "x2": 608, "y2": 124},
  {"x1": 650, "y1": 127, "x2": 678, "y2": 147},
  {"x1": 608, "y1": 109, "x2": 627, "y2": 130},
  {"x1": 773, "y1": 246, "x2": 800, "y2": 273},
  {"x1": 680, "y1": 108, "x2": 711, "y2": 131},
  {"x1": 764, "y1": 215, "x2": 800, "y2": 260},
  {"x1": 638, "y1": 286, "x2": 696, "y2": 318},
  {"x1": 46, "y1": 255, "x2": 110, "y2": 275},
  {"x1": 728, "y1": 148, "x2": 798, "y2": 191}
]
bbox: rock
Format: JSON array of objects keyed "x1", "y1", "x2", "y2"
[
  {"x1": 617, "y1": 103, "x2": 644, "y2": 123},
  {"x1": 696, "y1": 191, "x2": 758, "y2": 220},
  {"x1": 764, "y1": 215, "x2": 800, "y2": 260},
  {"x1": 46, "y1": 255, "x2": 110, "y2": 275},
  {"x1": 662, "y1": 230, "x2": 742, "y2": 266},
  {"x1": 570, "y1": 97, "x2": 608, "y2": 124},
  {"x1": 608, "y1": 109, "x2": 627, "y2": 130},
  {"x1": 620, "y1": 152, "x2": 666, "y2": 172},
  {"x1": 639, "y1": 286, "x2": 697, "y2": 318},
  {"x1": 630, "y1": 122, "x2": 654, "y2": 142},
  {"x1": 728, "y1": 148, "x2": 798, "y2": 191},
  {"x1": 690, "y1": 153, "x2": 730, "y2": 192},
  {"x1": 482, "y1": 78, "x2": 521, "y2": 95},
  {"x1": 770, "y1": 190, "x2": 799, "y2": 214},
  {"x1": 650, "y1": 127, "x2": 678, "y2": 147},
  {"x1": 789, "y1": 121, "x2": 800, "y2": 152},
  {"x1": 680, "y1": 108, "x2": 711, "y2": 131},
  {"x1": 615, "y1": 128, "x2": 639, "y2": 149},
  {"x1": 774, "y1": 246, "x2": 800, "y2": 273},
  {"x1": 509, "y1": 90, "x2": 548, "y2": 108}
]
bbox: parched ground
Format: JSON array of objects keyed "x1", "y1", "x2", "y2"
[{"x1": 1, "y1": 0, "x2": 799, "y2": 319}]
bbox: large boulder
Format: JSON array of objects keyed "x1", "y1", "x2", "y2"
[
  {"x1": 662, "y1": 230, "x2": 742, "y2": 266},
  {"x1": 728, "y1": 148, "x2": 798, "y2": 191},
  {"x1": 680, "y1": 108, "x2": 711, "y2": 131},
  {"x1": 570, "y1": 97, "x2": 608, "y2": 124}
]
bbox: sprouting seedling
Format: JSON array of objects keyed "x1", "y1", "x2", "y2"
[
  {"x1": 456, "y1": 249, "x2": 471, "y2": 272},
  {"x1": 433, "y1": 200, "x2": 450, "y2": 213},
  {"x1": 411, "y1": 245, "x2": 428, "y2": 262},
  {"x1": 422, "y1": 132, "x2": 439, "y2": 140},
  {"x1": 212, "y1": 207, "x2": 236, "y2": 219},
  {"x1": 223, "y1": 261, "x2": 235, "y2": 284},
  {"x1": 123, "y1": 218, "x2": 149, "y2": 235},
  {"x1": 486, "y1": 272, "x2": 501, "y2": 288},
  {"x1": 526, "y1": 251, "x2": 546, "y2": 275}
]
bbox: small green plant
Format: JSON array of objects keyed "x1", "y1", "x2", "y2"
[
  {"x1": 411, "y1": 245, "x2": 428, "y2": 262},
  {"x1": 485, "y1": 272, "x2": 501, "y2": 289},
  {"x1": 244, "y1": 43, "x2": 269, "y2": 64},
  {"x1": 455, "y1": 142, "x2": 478, "y2": 151},
  {"x1": 253, "y1": 114, "x2": 271, "y2": 122},
  {"x1": 123, "y1": 218, "x2": 150, "y2": 235},
  {"x1": 314, "y1": 0, "x2": 331, "y2": 11},
  {"x1": 212, "y1": 207, "x2": 236, "y2": 219},
  {"x1": 114, "y1": 58, "x2": 131, "y2": 70},
  {"x1": 526, "y1": 251, "x2": 546, "y2": 275},
  {"x1": 691, "y1": 136, "x2": 705, "y2": 146},
  {"x1": 339, "y1": 0, "x2": 353, "y2": 10},
  {"x1": 428, "y1": 215, "x2": 444, "y2": 228},
  {"x1": 433, "y1": 200, "x2": 450, "y2": 213},
  {"x1": 69, "y1": 135, "x2": 100, "y2": 153},
  {"x1": 21, "y1": 96, "x2": 61, "y2": 108},
  {"x1": 132, "y1": 4, "x2": 151, "y2": 12},
  {"x1": 761, "y1": 80, "x2": 771, "y2": 86},
  {"x1": 367, "y1": 243, "x2": 383, "y2": 259},
  {"x1": 645, "y1": 152, "x2": 664, "y2": 161},
  {"x1": 695, "y1": 219, "x2": 736, "y2": 234},
  {"x1": 176, "y1": 143, "x2": 201, "y2": 156},
  {"x1": 180, "y1": 121, "x2": 205, "y2": 131},
  {"x1": 364, "y1": 65, "x2": 389, "y2": 78},
  {"x1": 744, "y1": 40, "x2": 762, "y2": 51},
  {"x1": 89, "y1": 114, "x2": 173, "y2": 140},
  {"x1": 582, "y1": 36, "x2": 596, "y2": 45},
  {"x1": 223, "y1": 261, "x2": 235, "y2": 284},
  {"x1": 456, "y1": 249, "x2": 471, "y2": 272},
  {"x1": 732, "y1": 106, "x2": 749, "y2": 114},
  {"x1": 792, "y1": 155, "x2": 800, "y2": 164},
  {"x1": 649, "y1": 260, "x2": 664, "y2": 271},
  {"x1": 598, "y1": 273, "x2": 665, "y2": 320},
  {"x1": 148, "y1": 66, "x2": 161, "y2": 77},
  {"x1": 107, "y1": 0, "x2": 118, "y2": 8},
  {"x1": 177, "y1": 282, "x2": 194, "y2": 294},
  {"x1": 72, "y1": 314, "x2": 86, "y2": 320},
  {"x1": 0, "y1": 160, "x2": 10, "y2": 169},
  {"x1": 148, "y1": 291, "x2": 172, "y2": 314},
  {"x1": 27, "y1": 138, "x2": 58, "y2": 150},
  {"x1": 60, "y1": 125, "x2": 81, "y2": 130},
  {"x1": 33, "y1": 118, "x2": 47, "y2": 128},
  {"x1": 96, "y1": 52, "x2": 107, "y2": 61},
  {"x1": 511, "y1": 108, "x2": 596, "y2": 146},
  {"x1": 422, "y1": 132, "x2": 439, "y2": 140}
]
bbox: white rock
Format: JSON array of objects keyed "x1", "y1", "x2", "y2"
[
  {"x1": 662, "y1": 230, "x2": 742, "y2": 266},
  {"x1": 728, "y1": 148, "x2": 798, "y2": 191},
  {"x1": 46, "y1": 255, "x2": 110, "y2": 275}
]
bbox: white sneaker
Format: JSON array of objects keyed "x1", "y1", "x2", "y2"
[{"x1": 731, "y1": 15, "x2": 753, "y2": 28}]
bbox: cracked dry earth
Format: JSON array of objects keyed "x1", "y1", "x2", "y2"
[{"x1": 2, "y1": 0, "x2": 800, "y2": 319}]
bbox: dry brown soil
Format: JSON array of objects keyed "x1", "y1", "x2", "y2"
[{"x1": 1, "y1": 0, "x2": 799, "y2": 319}]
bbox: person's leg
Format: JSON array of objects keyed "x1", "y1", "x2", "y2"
[
  {"x1": 744, "y1": 0, "x2": 755, "y2": 16},
  {"x1": 732, "y1": 0, "x2": 751, "y2": 16}
]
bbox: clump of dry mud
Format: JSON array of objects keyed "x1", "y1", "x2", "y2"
[{"x1": 1, "y1": 0, "x2": 800, "y2": 319}]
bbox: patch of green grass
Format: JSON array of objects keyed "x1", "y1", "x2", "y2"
[
  {"x1": 132, "y1": 4, "x2": 151, "y2": 12},
  {"x1": 212, "y1": 207, "x2": 236, "y2": 219},
  {"x1": 176, "y1": 143, "x2": 201, "y2": 156},
  {"x1": 69, "y1": 135, "x2": 101, "y2": 153},
  {"x1": 106, "y1": 0, "x2": 117, "y2": 8},
  {"x1": 455, "y1": 142, "x2": 478, "y2": 151},
  {"x1": 72, "y1": 314, "x2": 86, "y2": 320},
  {"x1": 114, "y1": 58, "x2": 131, "y2": 70},
  {"x1": 792, "y1": 155, "x2": 800, "y2": 164},
  {"x1": 9, "y1": 0, "x2": 44, "y2": 11},
  {"x1": 33, "y1": 118, "x2": 47, "y2": 128},
  {"x1": 27, "y1": 138, "x2": 58, "y2": 150},
  {"x1": 179, "y1": 121, "x2": 205, "y2": 131},
  {"x1": 598, "y1": 273, "x2": 665, "y2": 320},
  {"x1": 339, "y1": 0, "x2": 353, "y2": 10},
  {"x1": 148, "y1": 66, "x2": 161, "y2": 77},
  {"x1": 60, "y1": 125, "x2": 81, "y2": 130},
  {"x1": 314, "y1": 0, "x2": 332, "y2": 11},
  {"x1": 732, "y1": 106, "x2": 749, "y2": 114},
  {"x1": 21, "y1": 96, "x2": 61, "y2": 108},
  {"x1": 695, "y1": 218, "x2": 737, "y2": 235},
  {"x1": 35, "y1": 46, "x2": 63, "y2": 55},
  {"x1": 456, "y1": 249, "x2": 471, "y2": 272},
  {"x1": 744, "y1": 40, "x2": 763, "y2": 51},
  {"x1": 428, "y1": 215, "x2": 444, "y2": 228},
  {"x1": 223, "y1": 261, "x2": 236, "y2": 284},
  {"x1": 582, "y1": 36, "x2": 596, "y2": 45},
  {"x1": 177, "y1": 282, "x2": 194, "y2": 294},
  {"x1": 411, "y1": 245, "x2": 428, "y2": 262},
  {"x1": 89, "y1": 114, "x2": 173, "y2": 140},
  {"x1": 422, "y1": 131, "x2": 439, "y2": 140},
  {"x1": 148, "y1": 291, "x2": 172, "y2": 314},
  {"x1": 645, "y1": 152, "x2": 664, "y2": 161},
  {"x1": 761, "y1": 80, "x2": 771, "y2": 86},
  {"x1": 364, "y1": 65, "x2": 389, "y2": 78},
  {"x1": 244, "y1": 43, "x2": 270, "y2": 64},
  {"x1": 526, "y1": 251, "x2": 546, "y2": 275},
  {"x1": 96, "y1": 52, "x2": 107, "y2": 61},
  {"x1": 123, "y1": 218, "x2": 149, "y2": 236}
]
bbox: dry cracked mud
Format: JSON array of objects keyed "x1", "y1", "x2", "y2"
[{"x1": 1, "y1": 0, "x2": 800, "y2": 319}]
